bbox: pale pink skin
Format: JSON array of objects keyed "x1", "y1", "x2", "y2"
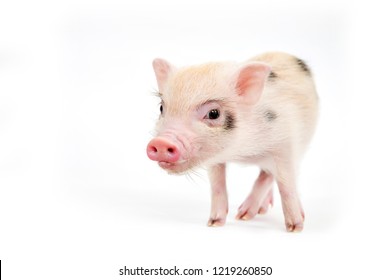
[{"x1": 147, "y1": 52, "x2": 318, "y2": 232}]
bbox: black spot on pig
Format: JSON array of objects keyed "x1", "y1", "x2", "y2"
[
  {"x1": 265, "y1": 110, "x2": 277, "y2": 121},
  {"x1": 268, "y1": 71, "x2": 277, "y2": 80},
  {"x1": 296, "y1": 58, "x2": 311, "y2": 74},
  {"x1": 224, "y1": 112, "x2": 235, "y2": 130}
]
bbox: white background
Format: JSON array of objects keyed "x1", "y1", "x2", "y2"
[{"x1": 1, "y1": 0, "x2": 389, "y2": 279}]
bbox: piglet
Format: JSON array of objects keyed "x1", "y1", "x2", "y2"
[{"x1": 146, "y1": 52, "x2": 318, "y2": 232}]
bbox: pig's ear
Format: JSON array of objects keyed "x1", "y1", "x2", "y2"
[
  {"x1": 152, "y1": 58, "x2": 175, "y2": 92},
  {"x1": 235, "y1": 62, "x2": 271, "y2": 104}
]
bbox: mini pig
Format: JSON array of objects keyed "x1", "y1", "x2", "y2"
[{"x1": 146, "y1": 52, "x2": 318, "y2": 232}]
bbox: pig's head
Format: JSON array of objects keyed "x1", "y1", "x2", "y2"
[{"x1": 146, "y1": 58, "x2": 271, "y2": 174}]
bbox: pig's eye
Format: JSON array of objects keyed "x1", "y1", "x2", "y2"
[
  {"x1": 159, "y1": 104, "x2": 163, "y2": 114},
  {"x1": 207, "y1": 109, "x2": 220, "y2": 120}
]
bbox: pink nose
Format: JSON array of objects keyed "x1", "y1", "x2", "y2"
[{"x1": 146, "y1": 137, "x2": 180, "y2": 163}]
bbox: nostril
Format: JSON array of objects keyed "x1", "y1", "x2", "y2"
[
  {"x1": 151, "y1": 146, "x2": 158, "y2": 153},
  {"x1": 167, "y1": 147, "x2": 174, "y2": 153}
]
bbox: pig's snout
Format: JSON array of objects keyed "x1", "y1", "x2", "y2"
[{"x1": 147, "y1": 137, "x2": 181, "y2": 163}]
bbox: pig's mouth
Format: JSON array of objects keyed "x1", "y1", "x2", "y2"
[{"x1": 158, "y1": 159, "x2": 191, "y2": 174}]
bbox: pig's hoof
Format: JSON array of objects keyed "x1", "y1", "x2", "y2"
[
  {"x1": 237, "y1": 189, "x2": 273, "y2": 220},
  {"x1": 258, "y1": 206, "x2": 269, "y2": 214},
  {"x1": 236, "y1": 206, "x2": 258, "y2": 220},
  {"x1": 285, "y1": 212, "x2": 305, "y2": 232},
  {"x1": 236, "y1": 196, "x2": 258, "y2": 220},
  {"x1": 285, "y1": 222, "x2": 304, "y2": 232},
  {"x1": 207, "y1": 218, "x2": 226, "y2": 227},
  {"x1": 236, "y1": 193, "x2": 273, "y2": 220}
]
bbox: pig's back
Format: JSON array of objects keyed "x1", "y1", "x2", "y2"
[
  {"x1": 250, "y1": 52, "x2": 319, "y2": 157},
  {"x1": 251, "y1": 52, "x2": 314, "y2": 83}
]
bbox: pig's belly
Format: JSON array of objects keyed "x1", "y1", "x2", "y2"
[{"x1": 233, "y1": 154, "x2": 277, "y2": 174}]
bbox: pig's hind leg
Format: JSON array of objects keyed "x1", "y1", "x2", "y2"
[
  {"x1": 236, "y1": 170, "x2": 274, "y2": 220},
  {"x1": 208, "y1": 164, "x2": 228, "y2": 227}
]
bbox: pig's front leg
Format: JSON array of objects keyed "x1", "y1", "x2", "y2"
[
  {"x1": 236, "y1": 170, "x2": 274, "y2": 220},
  {"x1": 276, "y1": 163, "x2": 305, "y2": 232},
  {"x1": 207, "y1": 164, "x2": 228, "y2": 227}
]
